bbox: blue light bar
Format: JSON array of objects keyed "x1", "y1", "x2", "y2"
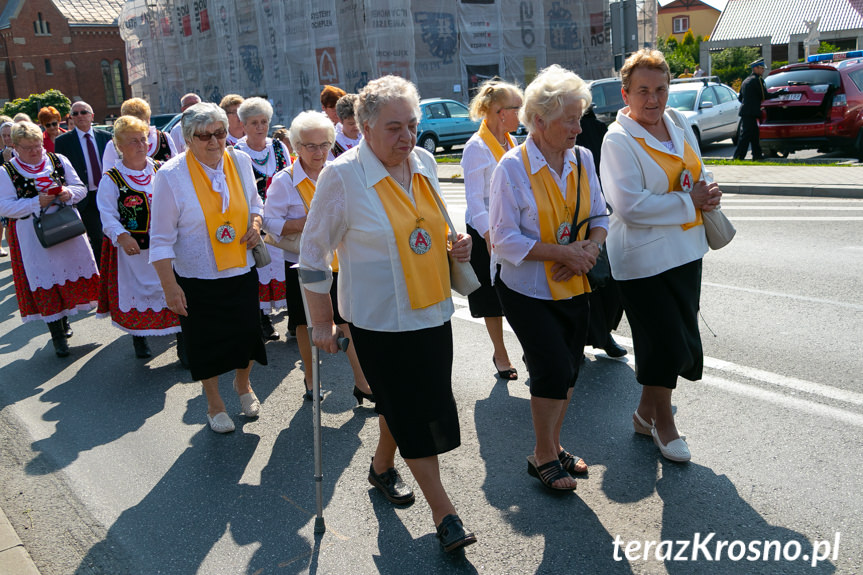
[{"x1": 808, "y1": 50, "x2": 863, "y2": 63}]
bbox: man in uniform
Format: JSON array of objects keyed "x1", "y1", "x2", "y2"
[{"x1": 733, "y1": 58, "x2": 783, "y2": 160}]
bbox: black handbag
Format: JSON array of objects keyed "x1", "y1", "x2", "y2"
[
  {"x1": 32, "y1": 200, "x2": 87, "y2": 248},
  {"x1": 571, "y1": 148, "x2": 613, "y2": 289}
]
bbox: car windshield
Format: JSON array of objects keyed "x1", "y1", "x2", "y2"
[
  {"x1": 765, "y1": 68, "x2": 841, "y2": 89},
  {"x1": 667, "y1": 90, "x2": 698, "y2": 111}
]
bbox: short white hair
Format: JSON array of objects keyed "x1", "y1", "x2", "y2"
[
  {"x1": 237, "y1": 97, "x2": 273, "y2": 123},
  {"x1": 520, "y1": 64, "x2": 592, "y2": 134},
  {"x1": 355, "y1": 75, "x2": 420, "y2": 133},
  {"x1": 288, "y1": 111, "x2": 335, "y2": 151},
  {"x1": 181, "y1": 103, "x2": 228, "y2": 144}
]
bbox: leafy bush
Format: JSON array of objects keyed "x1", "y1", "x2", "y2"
[
  {"x1": 711, "y1": 46, "x2": 761, "y2": 86},
  {"x1": 1, "y1": 89, "x2": 71, "y2": 121}
]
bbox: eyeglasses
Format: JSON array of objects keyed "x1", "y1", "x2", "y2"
[
  {"x1": 300, "y1": 142, "x2": 332, "y2": 152},
  {"x1": 45, "y1": 122, "x2": 59, "y2": 128},
  {"x1": 16, "y1": 144, "x2": 43, "y2": 153},
  {"x1": 70, "y1": 110, "x2": 92, "y2": 116},
  {"x1": 499, "y1": 106, "x2": 521, "y2": 112},
  {"x1": 192, "y1": 129, "x2": 228, "y2": 141}
]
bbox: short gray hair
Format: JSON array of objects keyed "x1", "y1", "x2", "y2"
[
  {"x1": 11, "y1": 121, "x2": 43, "y2": 144},
  {"x1": 237, "y1": 97, "x2": 273, "y2": 123},
  {"x1": 335, "y1": 93, "x2": 358, "y2": 121},
  {"x1": 356, "y1": 75, "x2": 420, "y2": 134},
  {"x1": 288, "y1": 111, "x2": 335, "y2": 151},
  {"x1": 181, "y1": 103, "x2": 228, "y2": 145},
  {"x1": 520, "y1": 64, "x2": 592, "y2": 134}
]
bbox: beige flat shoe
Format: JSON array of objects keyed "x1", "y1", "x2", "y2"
[
  {"x1": 207, "y1": 412, "x2": 235, "y2": 433},
  {"x1": 233, "y1": 378, "x2": 261, "y2": 417},
  {"x1": 651, "y1": 427, "x2": 690, "y2": 462}
]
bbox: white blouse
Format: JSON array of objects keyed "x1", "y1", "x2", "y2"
[
  {"x1": 460, "y1": 131, "x2": 510, "y2": 236},
  {"x1": 101, "y1": 126, "x2": 178, "y2": 168},
  {"x1": 488, "y1": 136, "x2": 608, "y2": 300},
  {"x1": 234, "y1": 138, "x2": 290, "y2": 178},
  {"x1": 599, "y1": 107, "x2": 709, "y2": 281},
  {"x1": 0, "y1": 153, "x2": 96, "y2": 291},
  {"x1": 148, "y1": 150, "x2": 264, "y2": 280},
  {"x1": 264, "y1": 159, "x2": 327, "y2": 264},
  {"x1": 298, "y1": 140, "x2": 455, "y2": 332}
]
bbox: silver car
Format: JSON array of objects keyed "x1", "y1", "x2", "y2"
[{"x1": 668, "y1": 77, "x2": 741, "y2": 150}]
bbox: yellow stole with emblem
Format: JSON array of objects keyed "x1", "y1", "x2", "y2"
[
  {"x1": 478, "y1": 119, "x2": 515, "y2": 162},
  {"x1": 374, "y1": 173, "x2": 450, "y2": 310},
  {"x1": 521, "y1": 146, "x2": 592, "y2": 300},
  {"x1": 634, "y1": 138, "x2": 703, "y2": 230},
  {"x1": 187, "y1": 152, "x2": 249, "y2": 271},
  {"x1": 291, "y1": 164, "x2": 338, "y2": 272}
]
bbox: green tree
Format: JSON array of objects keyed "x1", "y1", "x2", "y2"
[
  {"x1": 657, "y1": 30, "x2": 703, "y2": 77},
  {"x1": 710, "y1": 46, "x2": 761, "y2": 86},
  {"x1": 1, "y1": 89, "x2": 71, "y2": 121},
  {"x1": 817, "y1": 41, "x2": 841, "y2": 54}
]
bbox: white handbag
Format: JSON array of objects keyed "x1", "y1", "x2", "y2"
[{"x1": 429, "y1": 188, "x2": 481, "y2": 296}]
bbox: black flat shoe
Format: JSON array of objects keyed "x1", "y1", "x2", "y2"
[
  {"x1": 493, "y1": 355, "x2": 518, "y2": 380},
  {"x1": 133, "y1": 336, "x2": 151, "y2": 358},
  {"x1": 368, "y1": 458, "x2": 414, "y2": 505},
  {"x1": 47, "y1": 320, "x2": 69, "y2": 357},
  {"x1": 602, "y1": 335, "x2": 627, "y2": 358},
  {"x1": 436, "y1": 514, "x2": 477, "y2": 553},
  {"x1": 61, "y1": 316, "x2": 73, "y2": 338},
  {"x1": 303, "y1": 387, "x2": 324, "y2": 402},
  {"x1": 353, "y1": 386, "x2": 375, "y2": 405},
  {"x1": 260, "y1": 310, "x2": 280, "y2": 341}
]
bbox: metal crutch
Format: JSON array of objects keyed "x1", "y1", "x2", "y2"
[{"x1": 296, "y1": 266, "x2": 349, "y2": 534}]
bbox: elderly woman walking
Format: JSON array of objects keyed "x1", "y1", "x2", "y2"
[
  {"x1": 0, "y1": 121, "x2": 99, "y2": 356},
  {"x1": 301, "y1": 76, "x2": 477, "y2": 552},
  {"x1": 234, "y1": 97, "x2": 290, "y2": 340},
  {"x1": 600, "y1": 50, "x2": 721, "y2": 462},
  {"x1": 101, "y1": 98, "x2": 178, "y2": 168},
  {"x1": 489, "y1": 65, "x2": 608, "y2": 491},
  {"x1": 150, "y1": 103, "x2": 267, "y2": 433},
  {"x1": 96, "y1": 115, "x2": 180, "y2": 358}
]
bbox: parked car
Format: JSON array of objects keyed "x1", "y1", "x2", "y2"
[
  {"x1": 760, "y1": 51, "x2": 863, "y2": 158},
  {"x1": 161, "y1": 113, "x2": 182, "y2": 135},
  {"x1": 588, "y1": 77, "x2": 625, "y2": 125},
  {"x1": 668, "y1": 77, "x2": 741, "y2": 149},
  {"x1": 150, "y1": 113, "x2": 179, "y2": 131},
  {"x1": 417, "y1": 99, "x2": 481, "y2": 154}
]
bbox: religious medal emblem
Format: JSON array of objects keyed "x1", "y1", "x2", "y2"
[
  {"x1": 556, "y1": 222, "x2": 572, "y2": 245},
  {"x1": 679, "y1": 169, "x2": 694, "y2": 193},
  {"x1": 216, "y1": 223, "x2": 236, "y2": 244},
  {"x1": 409, "y1": 227, "x2": 431, "y2": 255}
]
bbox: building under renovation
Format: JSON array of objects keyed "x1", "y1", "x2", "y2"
[{"x1": 119, "y1": 0, "x2": 614, "y2": 126}]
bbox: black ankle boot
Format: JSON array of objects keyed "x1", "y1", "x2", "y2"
[
  {"x1": 47, "y1": 320, "x2": 70, "y2": 357},
  {"x1": 260, "y1": 310, "x2": 279, "y2": 341},
  {"x1": 61, "y1": 316, "x2": 73, "y2": 338},
  {"x1": 133, "y1": 336, "x2": 151, "y2": 358},
  {"x1": 176, "y1": 332, "x2": 190, "y2": 368}
]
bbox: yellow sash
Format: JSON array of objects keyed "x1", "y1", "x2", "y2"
[
  {"x1": 187, "y1": 151, "x2": 249, "y2": 271},
  {"x1": 634, "y1": 138, "x2": 703, "y2": 230},
  {"x1": 478, "y1": 119, "x2": 516, "y2": 162},
  {"x1": 521, "y1": 146, "x2": 591, "y2": 300},
  {"x1": 291, "y1": 164, "x2": 339, "y2": 272},
  {"x1": 374, "y1": 173, "x2": 450, "y2": 309}
]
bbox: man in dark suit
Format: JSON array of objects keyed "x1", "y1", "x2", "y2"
[
  {"x1": 54, "y1": 101, "x2": 112, "y2": 264},
  {"x1": 733, "y1": 58, "x2": 783, "y2": 161}
]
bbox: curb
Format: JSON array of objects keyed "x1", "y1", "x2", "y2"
[{"x1": 0, "y1": 508, "x2": 40, "y2": 575}]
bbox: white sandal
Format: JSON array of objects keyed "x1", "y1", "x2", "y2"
[
  {"x1": 207, "y1": 411, "x2": 235, "y2": 433},
  {"x1": 651, "y1": 427, "x2": 691, "y2": 462}
]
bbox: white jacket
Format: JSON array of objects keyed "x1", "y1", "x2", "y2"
[{"x1": 599, "y1": 107, "x2": 709, "y2": 281}]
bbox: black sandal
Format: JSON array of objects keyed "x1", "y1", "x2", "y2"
[
  {"x1": 527, "y1": 455, "x2": 576, "y2": 491},
  {"x1": 558, "y1": 449, "x2": 588, "y2": 475},
  {"x1": 493, "y1": 355, "x2": 518, "y2": 380},
  {"x1": 436, "y1": 514, "x2": 477, "y2": 552}
]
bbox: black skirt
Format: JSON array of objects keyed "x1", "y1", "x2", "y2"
[
  {"x1": 495, "y1": 274, "x2": 590, "y2": 400},
  {"x1": 284, "y1": 263, "x2": 344, "y2": 332},
  {"x1": 349, "y1": 322, "x2": 460, "y2": 459},
  {"x1": 466, "y1": 223, "x2": 503, "y2": 318},
  {"x1": 176, "y1": 269, "x2": 268, "y2": 381},
  {"x1": 617, "y1": 259, "x2": 703, "y2": 389}
]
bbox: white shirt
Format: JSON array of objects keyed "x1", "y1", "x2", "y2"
[
  {"x1": 74, "y1": 127, "x2": 102, "y2": 190},
  {"x1": 489, "y1": 137, "x2": 608, "y2": 300},
  {"x1": 460, "y1": 131, "x2": 512, "y2": 236},
  {"x1": 599, "y1": 107, "x2": 709, "y2": 281},
  {"x1": 170, "y1": 123, "x2": 185, "y2": 153},
  {"x1": 149, "y1": 150, "x2": 264, "y2": 280},
  {"x1": 234, "y1": 138, "x2": 290, "y2": 178},
  {"x1": 102, "y1": 126, "x2": 178, "y2": 169},
  {"x1": 264, "y1": 159, "x2": 325, "y2": 264},
  {"x1": 299, "y1": 140, "x2": 456, "y2": 332}
]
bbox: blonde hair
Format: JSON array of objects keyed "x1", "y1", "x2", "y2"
[
  {"x1": 219, "y1": 94, "x2": 244, "y2": 113},
  {"x1": 11, "y1": 121, "x2": 43, "y2": 144},
  {"x1": 13, "y1": 113, "x2": 32, "y2": 123},
  {"x1": 519, "y1": 65, "x2": 591, "y2": 133},
  {"x1": 112, "y1": 116, "x2": 150, "y2": 151},
  {"x1": 468, "y1": 79, "x2": 523, "y2": 121},
  {"x1": 620, "y1": 49, "x2": 671, "y2": 93},
  {"x1": 120, "y1": 98, "x2": 152, "y2": 122}
]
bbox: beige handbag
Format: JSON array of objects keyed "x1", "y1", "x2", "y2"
[
  {"x1": 263, "y1": 184, "x2": 308, "y2": 253},
  {"x1": 430, "y1": 187, "x2": 481, "y2": 296}
]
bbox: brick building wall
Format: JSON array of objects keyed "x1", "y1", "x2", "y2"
[{"x1": 0, "y1": 0, "x2": 128, "y2": 122}]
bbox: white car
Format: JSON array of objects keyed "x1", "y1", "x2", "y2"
[{"x1": 668, "y1": 77, "x2": 741, "y2": 150}]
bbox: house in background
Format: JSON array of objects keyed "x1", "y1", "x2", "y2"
[
  {"x1": 658, "y1": 0, "x2": 723, "y2": 41},
  {"x1": 0, "y1": 0, "x2": 128, "y2": 122}
]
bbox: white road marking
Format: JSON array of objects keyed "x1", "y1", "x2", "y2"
[{"x1": 702, "y1": 282, "x2": 863, "y2": 312}]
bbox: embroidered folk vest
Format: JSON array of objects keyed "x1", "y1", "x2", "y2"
[
  {"x1": 106, "y1": 162, "x2": 161, "y2": 249},
  {"x1": 3, "y1": 153, "x2": 66, "y2": 201},
  {"x1": 150, "y1": 130, "x2": 173, "y2": 162},
  {"x1": 251, "y1": 143, "x2": 288, "y2": 201}
]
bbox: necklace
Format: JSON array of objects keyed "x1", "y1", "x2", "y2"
[
  {"x1": 17, "y1": 158, "x2": 46, "y2": 174},
  {"x1": 127, "y1": 172, "x2": 152, "y2": 186},
  {"x1": 251, "y1": 148, "x2": 270, "y2": 166},
  {"x1": 392, "y1": 161, "x2": 409, "y2": 189}
]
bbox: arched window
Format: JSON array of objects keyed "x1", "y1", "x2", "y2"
[{"x1": 33, "y1": 12, "x2": 50, "y2": 35}]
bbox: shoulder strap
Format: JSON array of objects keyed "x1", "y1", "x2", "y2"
[
  {"x1": 428, "y1": 177, "x2": 458, "y2": 243},
  {"x1": 226, "y1": 147, "x2": 254, "y2": 228},
  {"x1": 572, "y1": 146, "x2": 613, "y2": 236}
]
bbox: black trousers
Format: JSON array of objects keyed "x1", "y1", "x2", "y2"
[
  {"x1": 733, "y1": 116, "x2": 762, "y2": 160},
  {"x1": 78, "y1": 193, "x2": 104, "y2": 266}
]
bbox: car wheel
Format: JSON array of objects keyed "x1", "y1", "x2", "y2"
[
  {"x1": 418, "y1": 134, "x2": 437, "y2": 154},
  {"x1": 692, "y1": 127, "x2": 702, "y2": 153}
]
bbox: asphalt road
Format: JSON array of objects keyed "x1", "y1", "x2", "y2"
[{"x1": 1, "y1": 189, "x2": 862, "y2": 574}]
